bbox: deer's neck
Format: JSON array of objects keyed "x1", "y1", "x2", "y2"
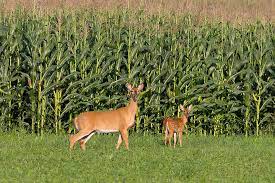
[
  {"x1": 128, "y1": 98, "x2": 138, "y2": 114},
  {"x1": 181, "y1": 113, "x2": 188, "y2": 123},
  {"x1": 125, "y1": 98, "x2": 138, "y2": 128}
]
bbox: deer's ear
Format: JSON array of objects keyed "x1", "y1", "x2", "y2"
[
  {"x1": 179, "y1": 104, "x2": 184, "y2": 111},
  {"x1": 126, "y1": 83, "x2": 133, "y2": 91},
  {"x1": 188, "y1": 105, "x2": 192, "y2": 112},
  {"x1": 137, "y1": 83, "x2": 144, "y2": 91}
]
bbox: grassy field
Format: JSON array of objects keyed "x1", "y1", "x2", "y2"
[{"x1": 0, "y1": 132, "x2": 274, "y2": 182}]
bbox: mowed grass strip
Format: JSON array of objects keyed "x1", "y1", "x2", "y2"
[{"x1": 0, "y1": 133, "x2": 274, "y2": 182}]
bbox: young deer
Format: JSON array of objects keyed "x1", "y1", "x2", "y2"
[
  {"x1": 163, "y1": 104, "x2": 192, "y2": 148},
  {"x1": 69, "y1": 83, "x2": 144, "y2": 150}
]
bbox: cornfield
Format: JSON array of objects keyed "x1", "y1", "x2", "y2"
[{"x1": 0, "y1": 9, "x2": 274, "y2": 136}]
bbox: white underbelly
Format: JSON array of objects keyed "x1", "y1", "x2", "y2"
[{"x1": 96, "y1": 129, "x2": 119, "y2": 134}]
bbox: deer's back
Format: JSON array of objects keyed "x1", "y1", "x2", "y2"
[
  {"x1": 75, "y1": 107, "x2": 128, "y2": 130},
  {"x1": 164, "y1": 117, "x2": 185, "y2": 132}
]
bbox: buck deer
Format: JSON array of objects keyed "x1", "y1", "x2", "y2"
[
  {"x1": 69, "y1": 83, "x2": 144, "y2": 150},
  {"x1": 163, "y1": 104, "x2": 192, "y2": 148}
]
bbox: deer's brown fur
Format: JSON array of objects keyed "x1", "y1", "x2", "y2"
[
  {"x1": 163, "y1": 104, "x2": 192, "y2": 148},
  {"x1": 69, "y1": 83, "x2": 144, "y2": 150}
]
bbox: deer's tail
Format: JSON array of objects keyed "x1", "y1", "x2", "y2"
[{"x1": 73, "y1": 117, "x2": 79, "y2": 132}]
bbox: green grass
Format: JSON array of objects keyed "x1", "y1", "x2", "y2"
[{"x1": 0, "y1": 133, "x2": 274, "y2": 182}]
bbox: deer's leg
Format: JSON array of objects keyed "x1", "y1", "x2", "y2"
[
  {"x1": 79, "y1": 132, "x2": 95, "y2": 150},
  {"x1": 178, "y1": 131, "x2": 183, "y2": 147},
  {"x1": 69, "y1": 129, "x2": 92, "y2": 150},
  {"x1": 79, "y1": 140, "x2": 85, "y2": 150},
  {"x1": 168, "y1": 130, "x2": 174, "y2": 147},
  {"x1": 185, "y1": 125, "x2": 188, "y2": 143},
  {"x1": 164, "y1": 128, "x2": 169, "y2": 146},
  {"x1": 120, "y1": 129, "x2": 129, "y2": 150},
  {"x1": 173, "y1": 133, "x2": 177, "y2": 148},
  {"x1": 116, "y1": 134, "x2": 123, "y2": 149}
]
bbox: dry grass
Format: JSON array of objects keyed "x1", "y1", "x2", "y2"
[{"x1": 0, "y1": 0, "x2": 274, "y2": 23}]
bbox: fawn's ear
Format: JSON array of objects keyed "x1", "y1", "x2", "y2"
[
  {"x1": 137, "y1": 83, "x2": 144, "y2": 91},
  {"x1": 126, "y1": 83, "x2": 133, "y2": 91},
  {"x1": 188, "y1": 105, "x2": 192, "y2": 112},
  {"x1": 180, "y1": 104, "x2": 184, "y2": 111}
]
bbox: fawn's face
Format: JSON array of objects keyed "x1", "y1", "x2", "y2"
[
  {"x1": 126, "y1": 83, "x2": 144, "y2": 102},
  {"x1": 180, "y1": 104, "x2": 192, "y2": 117}
]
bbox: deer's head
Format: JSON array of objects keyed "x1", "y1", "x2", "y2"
[
  {"x1": 126, "y1": 83, "x2": 144, "y2": 102},
  {"x1": 180, "y1": 104, "x2": 192, "y2": 118}
]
